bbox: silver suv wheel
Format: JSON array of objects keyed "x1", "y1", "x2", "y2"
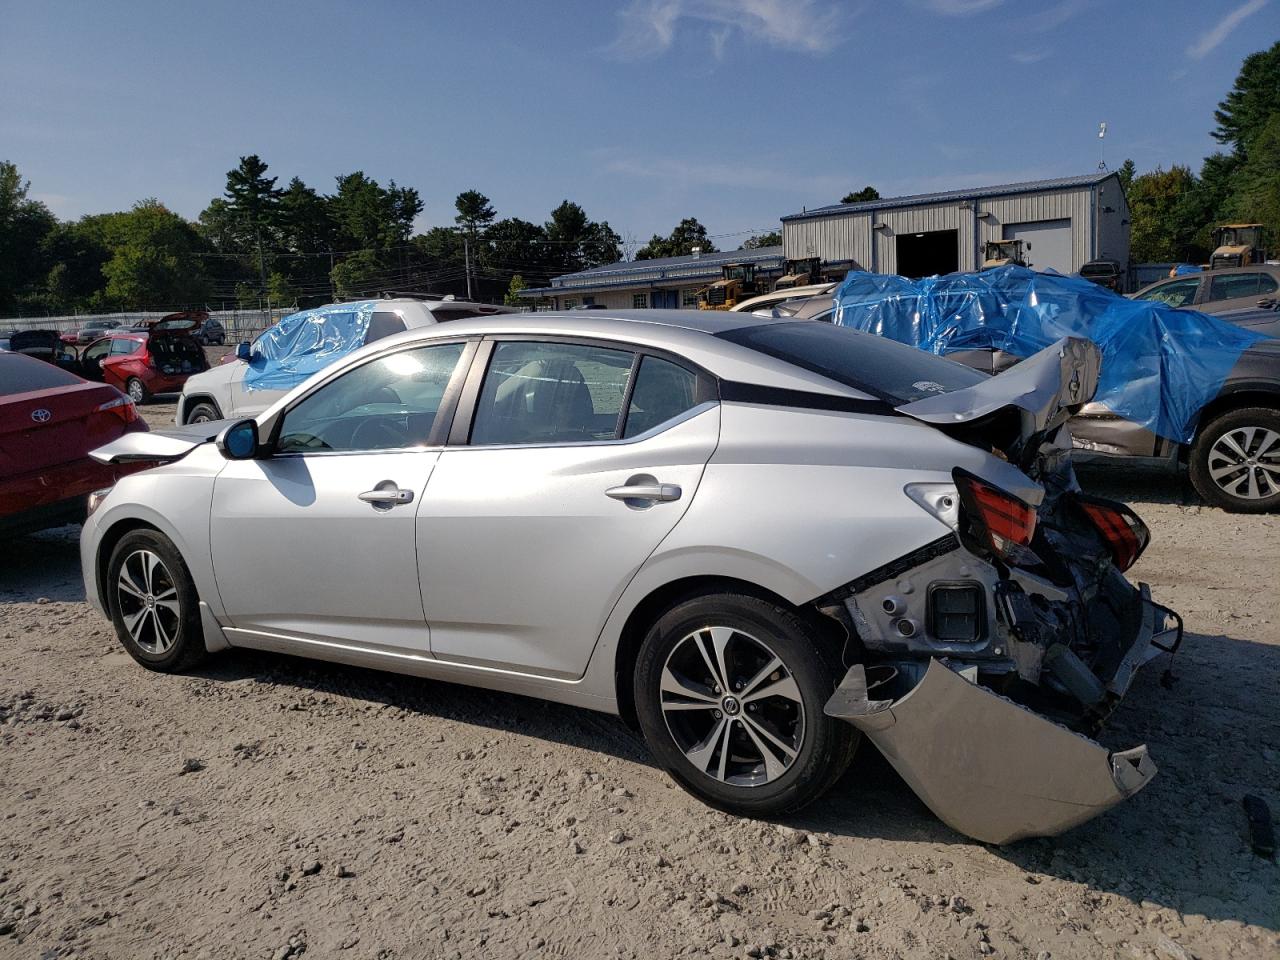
[{"x1": 1206, "y1": 426, "x2": 1280, "y2": 501}]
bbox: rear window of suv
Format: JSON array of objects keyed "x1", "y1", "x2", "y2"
[{"x1": 717, "y1": 321, "x2": 987, "y2": 405}]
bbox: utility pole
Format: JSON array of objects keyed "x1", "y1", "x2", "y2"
[{"x1": 464, "y1": 236, "x2": 473, "y2": 300}]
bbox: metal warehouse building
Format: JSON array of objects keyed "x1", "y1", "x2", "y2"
[
  {"x1": 781, "y1": 172, "x2": 1129, "y2": 279},
  {"x1": 519, "y1": 245, "x2": 785, "y2": 310}
]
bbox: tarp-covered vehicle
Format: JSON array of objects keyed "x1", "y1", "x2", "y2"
[{"x1": 832, "y1": 266, "x2": 1280, "y2": 512}]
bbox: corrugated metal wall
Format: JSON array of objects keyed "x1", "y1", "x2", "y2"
[{"x1": 782, "y1": 178, "x2": 1128, "y2": 276}]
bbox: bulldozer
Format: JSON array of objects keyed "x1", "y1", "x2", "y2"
[
  {"x1": 1209, "y1": 224, "x2": 1268, "y2": 270},
  {"x1": 980, "y1": 239, "x2": 1028, "y2": 270},
  {"x1": 773, "y1": 257, "x2": 822, "y2": 291},
  {"x1": 697, "y1": 262, "x2": 763, "y2": 310}
]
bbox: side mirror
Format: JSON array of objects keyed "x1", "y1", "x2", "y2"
[
  {"x1": 235, "y1": 341, "x2": 252, "y2": 361},
  {"x1": 216, "y1": 419, "x2": 260, "y2": 460}
]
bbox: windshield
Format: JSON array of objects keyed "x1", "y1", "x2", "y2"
[{"x1": 717, "y1": 321, "x2": 987, "y2": 404}]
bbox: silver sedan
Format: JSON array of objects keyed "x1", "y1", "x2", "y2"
[{"x1": 81, "y1": 311, "x2": 1180, "y2": 843}]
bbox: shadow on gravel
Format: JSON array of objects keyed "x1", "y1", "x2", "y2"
[
  {"x1": 1075, "y1": 464, "x2": 1199, "y2": 507},
  {"x1": 0, "y1": 525, "x2": 85, "y2": 603}
]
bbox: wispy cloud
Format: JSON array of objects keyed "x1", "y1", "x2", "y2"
[
  {"x1": 917, "y1": 0, "x2": 1003, "y2": 15},
  {"x1": 1187, "y1": 0, "x2": 1269, "y2": 60},
  {"x1": 597, "y1": 150, "x2": 850, "y2": 195},
  {"x1": 1019, "y1": 0, "x2": 1090, "y2": 33},
  {"x1": 1010, "y1": 49, "x2": 1051, "y2": 64},
  {"x1": 609, "y1": 0, "x2": 845, "y2": 59}
]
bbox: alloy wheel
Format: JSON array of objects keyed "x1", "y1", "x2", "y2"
[
  {"x1": 660, "y1": 625, "x2": 806, "y2": 787},
  {"x1": 116, "y1": 549, "x2": 181, "y2": 654},
  {"x1": 127, "y1": 379, "x2": 145, "y2": 403},
  {"x1": 1206, "y1": 426, "x2": 1280, "y2": 501}
]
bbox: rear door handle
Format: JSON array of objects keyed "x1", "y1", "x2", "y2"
[
  {"x1": 606, "y1": 482, "x2": 682, "y2": 504},
  {"x1": 358, "y1": 486, "x2": 415, "y2": 506}
]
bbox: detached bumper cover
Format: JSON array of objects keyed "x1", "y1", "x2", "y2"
[{"x1": 826, "y1": 659, "x2": 1157, "y2": 844}]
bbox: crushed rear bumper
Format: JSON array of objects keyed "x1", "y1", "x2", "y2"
[{"x1": 824, "y1": 589, "x2": 1181, "y2": 844}]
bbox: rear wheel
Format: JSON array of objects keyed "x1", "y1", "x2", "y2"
[
  {"x1": 106, "y1": 529, "x2": 206, "y2": 672},
  {"x1": 634, "y1": 592, "x2": 857, "y2": 817},
  {"x1": 1188, "y1": 406, "x2": 1280, "y2": 513},
  {"x1": 185, "y1": 401, "x2": 221, "y2": 424},
  {"x1": 126, "y1": 377, "x2": 147, "y2": 404}
]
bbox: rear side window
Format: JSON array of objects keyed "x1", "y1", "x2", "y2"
[
  {"x1": 365, "y1": 311, "x2": 408, "y2": 344},
  {"x1": 717, "y1": 322, "x2": 987, "y2": 405},
  {"x1": 0, "y1": 354, "x2": 81, "y2": 395},
  {"x1": 1208, "y1": 273, "x2": 1263, "y2": 301},
  {"x1": 109, "y1": 338, "x2": 135, "y2": 355},
  {"x1": 623, "y1": 356, "x2": 700, "y2": 438}
]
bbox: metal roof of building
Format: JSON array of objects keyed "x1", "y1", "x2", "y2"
[
  {"x1": 781, "y1": 172, "x2": 1117, "y2": 222},
  {"x1": 532, "y1": 245, "x2": 785, "y2": 291}
]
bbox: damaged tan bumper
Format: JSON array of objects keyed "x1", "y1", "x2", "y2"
[{"x1": 824, "y1": 659, "x2": 1157, "y2": 845}]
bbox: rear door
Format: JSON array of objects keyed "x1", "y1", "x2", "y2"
[
  {"x1": 1205, "y1": 272, "x2": 1278, "y2": 313},
  {"x1": 416, "y1": 338, "x2": 720, "y2": 678}
]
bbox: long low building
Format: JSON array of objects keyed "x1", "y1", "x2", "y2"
[
  {"x1": 518, "y1": 245, "x2": 786, "y2": 310},
  {"x1": 781, "y1": 172, "x2": 1129, "y2": 278}
]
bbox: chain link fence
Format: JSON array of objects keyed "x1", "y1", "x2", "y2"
[{"x1": 0, "y1": 306, "x2": 293, "y2": 342}]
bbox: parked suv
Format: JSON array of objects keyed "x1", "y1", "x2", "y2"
[
  {"x1": 177, "y1": 296, "x2": 516, "y2": 424},
  {"x1": 1131, "y1": 264, "x2": 1280, "y2": 314}
]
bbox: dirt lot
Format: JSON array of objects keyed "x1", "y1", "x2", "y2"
[{"x1": 2, "y1": 426, "x2": 1278, "y2": 959}]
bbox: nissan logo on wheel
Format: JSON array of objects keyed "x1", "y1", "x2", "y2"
[{"x1": 30, "y1": 408, "x2": 52, "y2": 423}]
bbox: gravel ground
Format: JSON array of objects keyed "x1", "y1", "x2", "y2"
[{"x1": 1, "y1": 434, "x2": 1278, "y2": 958}]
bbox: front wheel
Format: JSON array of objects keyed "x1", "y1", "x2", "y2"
[
  {"x1": 634, "y1": 592, "x2": 858, "y2": 817},
  {"x1": 1188, "y1": 407, "x2": 1280, "y2": 512},
  {"x1": 184, "y1": 401, "x2": 221, "y2": 424},
  {"x1": 106, "y1": 529, "x2": 207, "y2": 672}
]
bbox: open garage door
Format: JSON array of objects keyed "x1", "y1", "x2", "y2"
[
  {"x1": 1004, "y1": 220, "x2": 1072, "y2": 273},
  {"x1": 896, "y1": 229, "x2": 959, "y2": 279}
]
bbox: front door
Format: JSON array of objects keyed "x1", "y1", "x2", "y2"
[
  {"x1": 210, "y1": 339, "x2": 471, "y2": 654},
  {"x1": 417, "y1": 340, "x2": 719, "y2": 678}
]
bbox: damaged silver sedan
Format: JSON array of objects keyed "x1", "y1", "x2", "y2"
[{"x1": 81, "y1": 311, "x2": 1179, "y2": 844}]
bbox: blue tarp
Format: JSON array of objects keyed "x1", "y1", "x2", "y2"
[
  {"x1": 244, "y1": 301, "x2": 378, "y2": 392},
  {"x1": 832, "y1": 266, "x2": 1266, "y2": 443}
]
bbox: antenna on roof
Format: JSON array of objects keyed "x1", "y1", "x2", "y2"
[{"x1": 1097, "y1": 121, "x2": 1108, "y2": 171}]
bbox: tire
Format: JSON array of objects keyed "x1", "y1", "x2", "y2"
[
  {"x1": 125, "y1": 377, "x2": 148, "y2": 404},
  {"x1": 185, "y1": 401, "x2": 221, "y2": 424},
  {"x1": 106, "y1": 529, "x2": 207, "y2": 672},
  {"x1": 1188, "y1": 406, "x2": 1280, "y2": 513},
  {"x1": 633, "y1": 592, "x2": 858, "y2": 817}
]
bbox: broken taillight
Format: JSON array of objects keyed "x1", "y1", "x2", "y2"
[
  {"x1": 953, "y1": 469, "x2": 1037, "y2": 562},
  {"x1": 97, "y1": 394, "x2": 139, "y2": 425},
  {"x1": 1077, "y1": 496, "x2": 1149, "y2": 572}
]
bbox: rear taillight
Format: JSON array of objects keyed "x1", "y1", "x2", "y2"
[
  {"x1": 1077, "y1": 496, "x2": 1149, "y2": 572},
  {"x1": 953, "y1": 470, "x2": 1037, "y2": 562},
  {"x1": 97, "y1": 394, "x2": 139, "y2": 424}
]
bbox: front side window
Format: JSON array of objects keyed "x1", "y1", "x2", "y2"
[
  {"x1": 632, "y1": 293, "x2": 648, "y2": 309},
  {"x1": 82, "y1": 339, "x2": 111, "y2": 363},
  {"x1": 471, "y1": 341, "x2": 634, "y2": 445},
  {"x1": 276, "y1": 341, "x2": 466, "y2": 453},
  {"x1": 623, "y1": 356, "x2": 700, "y2": 438},
  {"x1": 1137, "y1": 277, "x2": 1200, "y2": 307}
]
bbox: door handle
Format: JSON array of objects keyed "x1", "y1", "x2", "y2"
[
  {"x1": 358, "y1": 487, "x2": 415, "y2": 506},
  {"x1": 606, "y1": 482, "x2": 682, "y2": 504}
]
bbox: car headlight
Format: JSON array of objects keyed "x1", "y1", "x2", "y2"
[{"x1": 86, "y1": 488, "x2": 112, "y2": 517}]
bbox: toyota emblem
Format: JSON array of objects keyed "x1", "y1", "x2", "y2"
[{"x1": 30, "y1": 408, "x2": 52, "y2": 423}]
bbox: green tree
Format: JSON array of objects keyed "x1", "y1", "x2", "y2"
[
  {"x1": 454, "y1": 190, "x2": 496, "y2": 237},
  {"x1": 635, "y1": 217, "x2": 717, "y2": 260},
  {"x1": 332, "y1": 172, "x2": 422, "y2": 250},
  {"x1": 95, "y1": 200, "x2": 211, "y2": 307},
  {"x1": 743, "y1": 230, "x2": 781, "y2": 248},
  {"x1": 1128, "y1": 166, "x2": 1198, "y2": 262},
  {"x1": 544, "y1": 201, "x2": 622, "y2": 273},
  {"x1": 1117, "y1": 158, "x2": 1136, "y2": 194},
  {"x1": 330, "y1": 249, "x2": 385, "y2": 298},
  {"x1": 487, "y1": 217, "x2": 552, "y2": 283},
  {"x1": 504, "y1": 273, "x2": 527, "y2": 306},
  {"x1": 0, "y1": 161, "x2": 58, "y2": 313},
  {"x1": 1213, "y1": 41, "x2": 1280, "y2": 155},
  {"x1": 841, "y1": 186, "x2": 881, "y2": 204},
  {"x1": 223, "y1": 155, "x2": 283, "y2": 288},
  {"x1": 1228, "y1": 113, "x2": 1280, "y2": 240}
]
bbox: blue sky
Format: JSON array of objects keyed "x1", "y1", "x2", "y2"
[{"x1": 2, "y1": 0, "x2": 1276, "y2": 255}]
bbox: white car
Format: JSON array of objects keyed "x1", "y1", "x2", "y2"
[
  {"x1": 84, "y1": 310, "x2": 1180, "y2": 843},
  {"x1": 176, "y1": 296, "x2": 516, "y2": 424}
]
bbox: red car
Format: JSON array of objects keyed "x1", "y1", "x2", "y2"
[
  {"x1": 0, "y1": 352, "x2": 147, "y2": 537},
  {"x1": 79, "y1": 326, "x2": 210, "y2": 403}
]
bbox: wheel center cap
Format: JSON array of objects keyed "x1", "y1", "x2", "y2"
[
  {"x1": 144, "y1": 595, "x2": 155, "y2": 609},
  {"x1": 721, "y1": 696, "x2": 741, "y2": 716}
]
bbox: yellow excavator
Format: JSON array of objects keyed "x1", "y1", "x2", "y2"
[
  {"x1": 1209, "y1": 224, "x2": 1268, "y2": 270},
  {"x1": 697, "y1": 262, "x2": 763, "y2": 310}
]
